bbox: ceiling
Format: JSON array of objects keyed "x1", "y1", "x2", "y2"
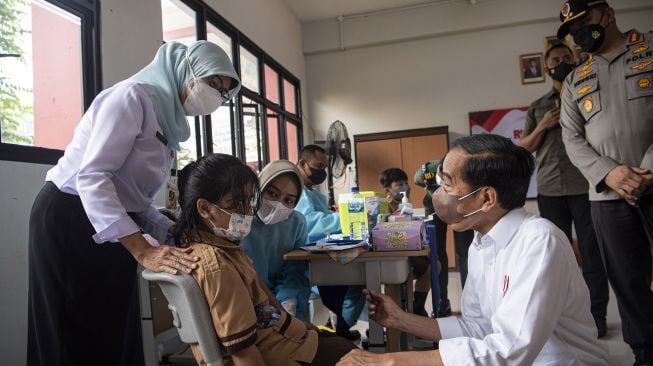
[{"x1": 282, "y1": 0, "x2": 464, "y2": 23}]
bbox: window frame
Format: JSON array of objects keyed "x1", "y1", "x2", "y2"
[
  {"x1": 0, "y1": 0, "x2": 102, "y2": 164},
  {"x1": 181, "y1": 0, "x2": 303, "y2": 168}
]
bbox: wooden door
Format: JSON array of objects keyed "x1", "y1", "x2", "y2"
[
  {"x1": 356, "y1": 138, "x2": 402, "y2": 192},
  {"x1": 400, "y1": 134, "x2": 449, "y2": 208}
]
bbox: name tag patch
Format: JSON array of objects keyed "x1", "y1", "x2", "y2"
[
  {"x1": 574, "y1": 73, "x2": 597, "y2": 88},
  {"x1": 626, "y1": 51, "x2": 653, "y2": 65}
]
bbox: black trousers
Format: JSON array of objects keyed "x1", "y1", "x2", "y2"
[
  {"x1": 307, "y1": 332, "x2": 358, "y2": 366},
  {"x1": 27, "y1": 182, "x2": 144, "y2": 366},
  {"x1": 591, "y1": 199, "x2": 653, "y2": 350},
  {"x1": 537, "y1": 194, "x2": 609, "y2": 322}
]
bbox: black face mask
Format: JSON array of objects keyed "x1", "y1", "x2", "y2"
[
  {"x1": 305, "y1": 166, "x2": 327, "y2": 185},
  {"x1": 572, "y1": 11, "x2": 607, "y2": 53},
  {"x1": 548, "y1": 62, "x2": 576, "y2": 82}
]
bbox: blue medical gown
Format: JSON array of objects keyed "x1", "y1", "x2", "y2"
[
  {"x1": 294, "y1": 187, "x2": 341, "y2": 243},
  {"x1": 240, "y1": 211, "x2": 311, "y2": 321}
]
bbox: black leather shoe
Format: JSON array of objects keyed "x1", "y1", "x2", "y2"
[
  {"x1": 335, "y1": 319, "x2": 361, "y2": 341},
  {"x1": 337, "y1": 329, "x2": 361, "y2": 341}
]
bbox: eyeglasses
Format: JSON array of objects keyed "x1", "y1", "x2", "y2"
[{"x1": 206, "y1": 76, "x2": 230, "y2": 103}]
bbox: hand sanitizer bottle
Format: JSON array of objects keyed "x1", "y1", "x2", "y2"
[{"x1": 399, "y1": 192, "x2": 413, "y2": 217}]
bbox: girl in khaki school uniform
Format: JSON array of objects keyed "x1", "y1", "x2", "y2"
[{"x1": 173, "y1": 153, "x2": 357, "y2": 366}]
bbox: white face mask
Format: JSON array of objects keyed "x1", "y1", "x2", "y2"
[
  {"x1": 208, "y1": 205, "x2": 253, "y2": 241},
  {"x1": 258, "y1": 199, "x2": 293, "y2": 225},
  {"x1": 182, "y1": 49, "x2": 224, "y2": 116}
]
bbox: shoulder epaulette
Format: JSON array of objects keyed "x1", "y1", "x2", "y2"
[{"x1": 628, "y1": 30, "x2": 642, "y2": 45}]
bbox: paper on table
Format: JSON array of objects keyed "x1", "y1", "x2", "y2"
[{"x1": 300, "y1": 241, "x2": 368, "y2": 252}]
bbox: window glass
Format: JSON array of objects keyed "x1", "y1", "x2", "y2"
[
  {"x1": 283, "y1": 79, "x2": 296, "y2": 115},
  {"x1": 266, "y1": 109, "x2": 279, "y2": 162},
  {"x1": 210, "y1": 102, "x2": 233, "y2": 155},
  {"x1": 242, "y1": 96, "x2": 262, "y2": 172},
  {"x1": 207, "y1": 22, "x2": 232, "y2": 61},
  {"x1": 239, "y1": 46, "x2": 259, "y2": 94},
  {"x1": 161, "y1": 0, "x2": 196, "y2": 45},
  {"x1": 264, "y1": 64, "x2": 279, "y2": 105},
  {"x1": 286, "y1": 121, "x2": 299, "y2": 163},
  {"x1": 1, "y1": 0, "x2": 83, "y2": 149},
  {"x1": 176, "y1": 117, "x2": 200, "y2": 169}
]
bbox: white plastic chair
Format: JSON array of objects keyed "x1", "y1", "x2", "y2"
[{"x1": 141, "y1": 270, "x2": 224, "y2": 366}]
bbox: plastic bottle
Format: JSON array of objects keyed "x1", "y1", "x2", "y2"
[
  {"x1": 347, "y1": 187, "x2": 368, "y2": 241},
  {"x1": 398, "y1": 192, "x2": 413, "y2": 217}
]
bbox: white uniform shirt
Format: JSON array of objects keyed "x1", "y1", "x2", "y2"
[
  {"x1": 46, "y1": 81, "x2": 176, "y2": 244},
  {"x1": 437, "y1": 208, "x2": 611, "y2": 365}
]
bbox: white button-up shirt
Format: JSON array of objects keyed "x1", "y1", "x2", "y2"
[
  {"x1": 46, "y1": 81, "x2": 175, "y2": 244},
  {"x1": 437, "y1": 208, "x2": 611, "y2": 365}
]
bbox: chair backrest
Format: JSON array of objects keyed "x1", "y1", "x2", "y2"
[{"x1": 142, "y1": 269, "x2": 224, "y2": 366}]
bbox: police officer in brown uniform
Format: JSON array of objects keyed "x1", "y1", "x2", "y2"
[{"x1": 557, "y1": 0, "x2": 653, "y2": 364}]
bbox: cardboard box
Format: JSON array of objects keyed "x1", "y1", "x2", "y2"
[
  {"x1": 372, "y1": 221, "x2": 425, "y2": 251},
  {"x1": 338, "y1": 191, "x2": 389, "y2": 236}
]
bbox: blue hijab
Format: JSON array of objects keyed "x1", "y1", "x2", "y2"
[{"x1": 129, "y1": 41, "x2": 241, "y2": 150}]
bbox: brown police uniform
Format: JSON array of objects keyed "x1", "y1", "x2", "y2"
[
  {"x1": 560, "y1": 29, "x2": 653, "y2": 354},
  {"x1": 188, "y1": 231, "x2": 318, "y2": 366}
]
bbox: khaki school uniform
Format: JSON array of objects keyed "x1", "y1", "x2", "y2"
[{"x1": 187, "y1": 230, "x2": 318, "y2": 366}]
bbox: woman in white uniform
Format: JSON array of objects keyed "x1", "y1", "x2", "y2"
[{"x1": 27, "y1": 40, "x2": 241, "y2": 366}]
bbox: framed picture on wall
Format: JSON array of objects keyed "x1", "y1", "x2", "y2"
[
  {"x1": 469, "y1": 107, "x2": 538, "y2": 199},
  {"x1": 544, "y1": 35, "x2": 561, "y2": 51},
  {"x1": 519, "y1": 53, "x2": 545, "y2": 84}
]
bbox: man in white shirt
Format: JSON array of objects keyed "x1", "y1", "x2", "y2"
[{"x1": 337, "y1": 134, "x2": 610, "y2": 366}]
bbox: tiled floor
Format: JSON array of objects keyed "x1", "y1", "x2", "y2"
[{"x1": 312, "y1": 272, "x2": 637, "y2": 365}]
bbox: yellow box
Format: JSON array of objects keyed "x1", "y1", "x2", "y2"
[{"x1": 338, "y1": 191, "x2": 389, "y2": 236}]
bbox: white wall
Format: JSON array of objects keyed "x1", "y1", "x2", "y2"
[
  {"x1": 303, "y1": 0, "x2": 652, "y2": 210},
  {"x1": 303, "y1": 0, "x2": 653, "y2": 141},
  {"x1": 0, "y1": 0, "x2": 306, "y2": 364}
]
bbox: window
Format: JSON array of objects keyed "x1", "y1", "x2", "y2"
[
  {"x1": 239, "y1": 46, "x2": 260, "y2": 94},
  {"x1": 161, "y1": 0, "x2": 196, "y2": 45},
  {"x1": 0, "y1": 0, "x2": 101, "y2": 164},
  {"x1": 159, "y1": 0, "x2": 303, "y2": 170},
  {"x1": 264, "y1": 64, "x2": 279, "y2": 105},
  {"x1": 266, "y1": 109, "x2": 279, "y2": 162},
  {"x1": 286, "y1": 121, "x2": 299, "y2": 163},
  {"x1": 283, "y1": 79, "x2": 297, "y2": 115},
  {"x1": 242, "y1": 96, "x2": 262, "y2": 172}
]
